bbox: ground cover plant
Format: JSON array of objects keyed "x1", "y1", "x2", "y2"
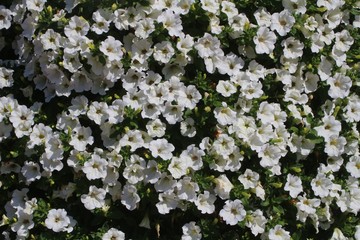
[{"x1": 0, "y1": 0, "x2": 360, "y2": 239}]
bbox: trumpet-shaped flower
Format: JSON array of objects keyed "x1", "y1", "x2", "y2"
[
  {"x1": 268, "y1": 225, "x2": 291, "y2": 240},
  {"x1": 219, "y1": 199, "x2": 246, "y2": 225},
  {"x1": 99, "y1": 36, "x2": 123, "y2": 62},
  {"x1": 157, "y1": 10, "x2": 183, "y2": 37},
  {"x1": 239, "y1": 169, "x2": 260, "y2": 189},
  {"x1": 102, "y1": 228, "x2": 125, "y2": 240},
  {"x1": 11, "y1": 209, "x2": 34, "y2": 238},
  {"x1": 327, "y1": 72, "x2": 352, "y2": 99},
  {"x1": 121, "y1": 184, "x2": 140, "y2": 210},
  {"x1": 271, "y1": 10, "x2": 295, "y2": 36},
  {"x1": 282, "y1": 37, "x2": 304, "y2": 59},
  {"x1": 156, "y1": 191, "x2": 178, "y2": 214},
  {"x1": 45, "y1": 209, "x2": 76, "y2": 233},
  {"x1": 149, "y1": 139, "x2": 175, "y2": 160},
  {"x1": 82, "y1": 154, "x2": 108, "y2": 180},
  {"x1": 284, "y1": 174, "x2": 303, "y2": 198},
  {"x1": 182, "y1": 222, "x2": 202, "y2": 240},
  {"x1": 81, "y1": 186, "x2": 106, "y2": 210},
  {"x1": 26, "y1": 0, "x2": 46, "y2": 12},
  {"x1": 194, "y1": 191, "x2": 216, "y2": 214},
  {"x1": 64, "y1": 16, "x2": 90, "y2": 38},
  {"x1": 324, "y1": 135, "x2": 346, "y2": 157},
  {"x1": 214, "y1": 174, "x2": 233, "y2": 200},
  {"x1": 195, "y1": 33, "x2": 222, "y2": 58},
  {"x1": 314, "y1": 115, "x2": 341, "y2": 141},
  {"x1": 346, "y1": 156, "x2": 360, "y2": 178},
  {"x1": 69, "y1": 126, "x2": 94, "y2": 151},
  {"x1": 253, "y1": 27, "x2": 277, "y2": 54},
  {"x1": 0, "y1": 67, "x2": 14, "y2": 89},
  {"x1": 91, "y1": 9, "x2": 112, "y2": 35},
  {"x1": 0, "y1": 6, "x2": 12, "y2": 30},
  {"x1": 245, "y1": 209, "x2": 267, "y2": 236}
]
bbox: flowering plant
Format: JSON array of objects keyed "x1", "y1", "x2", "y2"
[{"x1": 0, "y1": 0, "x2": 360, "y2": 239}]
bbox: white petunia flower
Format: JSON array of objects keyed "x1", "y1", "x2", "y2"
[
  {"x1": 81, "y1": 186, "x2": 106, "y2": 210},
  {"x1": 153, "y1": 41, "x2": 175, "y2": 64},
  {"x1": 219, "y1": 199, "x2": 246, "y2": 225},
  {"x1": 120, "y1": 129, "x2": 146, "y2": 152},
  {"x1": 135, "y1": 18, "x2": 155, "y2": 39},
  {"x1": 282, "y1": 0, "x2": 307, "y2": 14},
  {"x1": 281, "y1": 37, "x2": 304, "y2": 59},
  {"x1": 284, "y1": 174, "x2": 303, "y2": 198},
  {"x1": 194, "y1": 191, "x2": 216, "y2": 214},
  {"x1": 180, "y1": 118, "x2": 197, "y2": 138},
  {"x1": 64, "y1": 16, "x2": 90, "y2": 38},
  {"x1": 0, "y1": 6, "x2": 12, "y2": 30},
  {"x1": 212, "y1": 134, "x2": 235, "y2": 157},
  {"x1": 121, "y1": 184, "x2": 140, "y2": 211},
  {"x1": 26, "y1": 0, "x2": 46, "y2": 12},
  {"x1": 143, "y1": 160, "x2": 161, "y2": 184},
  {"x1": 99, "y1": 36, "x2": 123, "y2": 62},
  {"x1": 45, "y1": 209, "x2": 76, "y2": 233},
  {"x1": 213, "y1": 174, "x2": 233, "y2": 200},
  {"x1": 146, "y1": 119, "x2": 166, "y2": 138},
  {"x1": 200, "y1": 0, "x2": 220, "y2": 13},
  {"x1": 162, "y1": 102, "x2": 184, "y2": 124},
  {"x1": 28, "y1": 123, "x2": 52, "y2": 148},
  {"x1": 9, "y1": 104, "x2": 34, "y2": 129},
  {"x1": 149, "y1": 139, "x2": 175, "y2": 160},
  {"x1": 327, "y1": 72, "x2": 352, "y2": 99},
  {"x1": 180, "y1": 85, "x2": 202, "y2": 109},
  {"x1": 239, "y1": 169, "x2": 260, "y2": 189},
  {"x1": 314, "y1": 115, "x2": 341, "y2": 141},
  {"x1": 123, "y1": 161, "x2": 144, "y2": 185},
  {"x1": 268, "y1": 225, "x2": 291, "y2": 240},
  {"x1": 216, "y1": 80, "x2": 237, "y2": 97},
  {"x1": 253, "y1": 27, "x2": 277, "y2": 54},
  {"x1": 91, "y1": 9, "x2": 112, "y2": 35},
  {"x1": 245, "y1": 209, "x2": 267, "y2": 236},
  {"x1": 82, "y1": 154, "x2": 108, "y2": 180},
  {"x1": 213, "y1": 102, "x2": 236, "y2": 125},
  {"x1": 176, "y1": 177, "x2": 199, "y2": 202},
  {"x1": 270, "y1": 10, "x2": 295, "y2": 36},
  {"x1": 11, "y1": 209, "x2": 34, "y2": 238},
  {"x1": 157, "y1": 10, "x2": 183, "y2": 37},
  {"x1": 154, "y1": 173, "x2": 177, "y2": 193},
  {"x1": 21, "y1": 161, "x2": 41, "y2": 184},
  {"x1": 334, "y1": 30, "x2": 354, "y2": 52},
  {"x1": 324, "y1": 135, "x2": 346, "y2": 157},
  {"x1": 69, "y1": 126, "x2": 94, "y2": 151},
  {"x1": 254, "y1": 7, "x2": 272, "y2": 27},
  {"x1": 330, "y1": 228, "x2": 348, "y2": 240},
  {"x1": 87, "y1": 101, "x2": 109, "y2": 125},
  {"x1": 311, "y1": 173, "x2": 333, "y2": 198},
  {"x1": 62, "y1": 50, "x2": 82, "y2": 73},
  {"x1": 0, "y1": 67, "x2": 14, "y2": 89},
  {"x1": 168, "y1": 156, "x2": 188, "y2": 179},
  {"x1": 40, "y1": 29, "x2": 62, "y2": 50},
  {"x1": 156, "y1": 191, "x2": 178, "y2": 214},
  {"x1": 317, "y1": 0, "x2": 344, "y2": 10},
  {"x1": 346, "y1": 156, "x2": 360, "y2": 178},
  {"x1": 182, "y1": 222, "x2": 202, "y2": 240},
  {"x1": 102, "y1": 228, "x2": 125, "y2": 240},
  {"x1": 177, "y1": 34, "x2": 194, "y2": 54},
  {"x1": 195, "y1": 33, "x2": 223, "y2": 58}
]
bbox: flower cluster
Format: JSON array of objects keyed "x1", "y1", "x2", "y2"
[{"x1": 0, "y1": 0, "x2": 360, "y2": 239}]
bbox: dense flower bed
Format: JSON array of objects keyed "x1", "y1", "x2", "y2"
[{"x1": 0, "y1": 0, "x2": 360, "y2": 239}]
